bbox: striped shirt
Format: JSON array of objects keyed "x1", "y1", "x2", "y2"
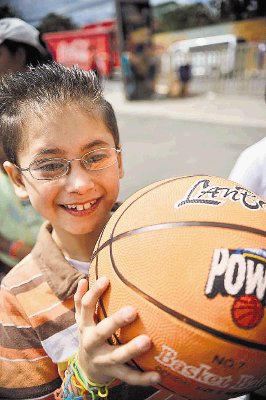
[
  {"x1": 1, "y1": 218, "x2": 214, "y2": 400},
  {"x1": 0, "y1": 222, "x2": 86, "y2": 400}
]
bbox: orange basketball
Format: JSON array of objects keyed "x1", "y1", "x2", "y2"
[{"x1": 89, "y1": 175, "x2": 266, "y2": 400}]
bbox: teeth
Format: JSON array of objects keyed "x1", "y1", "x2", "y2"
[{"x1": 65, "y1": 200, "x2": 97, "y2": 211}]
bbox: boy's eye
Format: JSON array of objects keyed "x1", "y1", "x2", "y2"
[
  {"x1": 83, "y1": 151, "x2": 109, "y2": 168},
  {"x1": 31, "y1": 159, "x2": 67, "y2": 178},
  {"x1": 32, "y1": 160, "x2": 66, "y2": 171}
]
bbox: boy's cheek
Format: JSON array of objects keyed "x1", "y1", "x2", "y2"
[{"x1": 119, "y1": 167, "x2": 124, "y2": 179}]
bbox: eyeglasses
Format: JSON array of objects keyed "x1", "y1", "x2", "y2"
[{"x1": 15, "y1": 147, "x2": 121, "y2": 181}]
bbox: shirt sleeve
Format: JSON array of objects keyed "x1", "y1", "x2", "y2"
[
  {"x1": 228, "y1": 148, "x2": 262, "y2": 196},
  {"x1": 0, "y1": 283, "x2": 61, "y2": 399}
]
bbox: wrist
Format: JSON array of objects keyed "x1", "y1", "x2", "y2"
[
  {"x1": 74, "y1": 354, "x2": 114, "y2": 387},
  {"x1": 76, "y1": 354, "x2": 110, "y2": 387},
  {"x1": 8, "y1": 240, "x2": 25, "y2": 258}
]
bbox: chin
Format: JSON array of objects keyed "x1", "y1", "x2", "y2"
[
  {"x1": 67, "y1": 227, "x2": 94, "y2": 236},
  {"x1": 67, "y1": 223, "x2": 102, "y2": 236}
]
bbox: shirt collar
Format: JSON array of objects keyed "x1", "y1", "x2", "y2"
[{"x1": 32, "y1": 221, "x2": 87, "y2": 300}]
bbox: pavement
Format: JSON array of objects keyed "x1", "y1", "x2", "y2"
[
  {"x1": 102, "y1": 80, "x2": 266, "y2": 200},
  {"x1": 103, "y1": 80, "x2": 266, "y2": 129}
]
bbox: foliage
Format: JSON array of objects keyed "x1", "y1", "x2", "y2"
[
  {"x1": 37, "y1": 12, "x2": 77, "y2": 34},
  {"x1": 154, "y1": 0, "x2": 265, "y2": 32},
  {"x1": 209, "y1": 0, "x2": 266, "y2": 21},
  {"x1": 157, "y1": 2, "x2": 216, "y2": 32}
]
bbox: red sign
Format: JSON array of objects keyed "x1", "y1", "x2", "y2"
[{"x1": 43, "y1": 21, "x2": 119, "y2": 77}]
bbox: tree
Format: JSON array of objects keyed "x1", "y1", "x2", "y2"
[
  {"x1": 37, "y1": 13, "x2": 77, "y2": 34},
  {"x1": 157, "y1": 2, "x2": 216, "y2": 32},
  {"x1": 209, "y1": 0, "x2": 266, "y2": 21}
]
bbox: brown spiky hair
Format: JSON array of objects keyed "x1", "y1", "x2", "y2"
[{"x1": 0, "y1": 62, "x2": 120, "y2": 164}]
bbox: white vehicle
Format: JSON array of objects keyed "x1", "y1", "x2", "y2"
[{"x1": 166, "y1": 34, "x2": 245, "y2": 77}]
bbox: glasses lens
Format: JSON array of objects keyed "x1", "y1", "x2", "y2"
[
  {"x1": 30, "y1": 159, "x2": 68, "y2": 180},
  {"x1": 82, "y1": 148, "x2": 117, "y2": 171}
]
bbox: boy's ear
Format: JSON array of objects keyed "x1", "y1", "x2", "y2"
[
  {"x1": 3, "y1": 161, "x2": 29, "y2": 199},
  {"x1": 118, "y1": 149, "x2": 124, "y2": 179}
]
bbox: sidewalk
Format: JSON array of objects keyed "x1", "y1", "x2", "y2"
[{"x1": 104, "y1": 81, "x2": 266, "y2": 128}]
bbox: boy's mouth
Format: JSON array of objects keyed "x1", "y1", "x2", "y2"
[{"x1": 62, "y1": 199, "x2": 97, "y2": 211}]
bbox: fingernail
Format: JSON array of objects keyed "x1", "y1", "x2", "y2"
[
  {"x1": 135, "y1": 335, "x2": 151, "y2": 351},
  {"x1": 97, "y1": 277, "x2": 109, "y2": 288},
  {"x1": 120, "y1": 306, "x2": 136, "y2": 322},
  {"x1": 150, "y1": 374, "x2": 161, "y2": 384}
]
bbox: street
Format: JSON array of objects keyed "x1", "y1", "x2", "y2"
[{"x1": 103, "y1": 80, "x2": 266, "y2": 201}]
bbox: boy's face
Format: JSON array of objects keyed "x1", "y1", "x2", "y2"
[{"x1": 5, "y1": 104, "x2": 123, "y2": 239}]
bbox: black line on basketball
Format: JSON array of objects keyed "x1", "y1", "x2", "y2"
[
  {"x1": 95, "y1": 252, "x2": 177, "y2": 394},
  {"x1": 103, "y1": 220, "x2": 266, "y2": 351},
  {"x1": 91, "y1": 221, "x2": 266, "y2": 260},
  {"x1": 91, "y1": 175, "x2": 208, "y2": 259},
  {"x1": 90, "y1": 176, "x2": 266, "y2": 396},
  {"x1": 92, "y1": 220, "x2": 266, "y2": 351}
]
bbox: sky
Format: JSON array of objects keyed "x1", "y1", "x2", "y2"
[
  {"x1": 4, "y1": 0, "x2": 206, "y2": 26},
  {"x1": 7, "y1": 0, "x2": 113, "y2": 25}
]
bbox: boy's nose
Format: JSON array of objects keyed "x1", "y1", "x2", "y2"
[{"x1": 64, "y1": 163, "x2": 95, "y2": 194}]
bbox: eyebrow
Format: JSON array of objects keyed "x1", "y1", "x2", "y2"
[{"x1": 34, "y1": 139, "x2": 112, "y2": 158}]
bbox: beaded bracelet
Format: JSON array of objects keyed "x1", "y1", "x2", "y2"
[
  {"x1": 54, "y1": 354, "x2": 114, "y2": 400},
  {"x1": 72, "y1": 355, "x2": 114, "y2": 398}
]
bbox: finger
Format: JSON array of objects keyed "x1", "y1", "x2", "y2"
[
  {"x1": 74, "y1": 279, "x2": 88, "y2": 317},
  {"x1": 114, "y1": 363, "x2": 161, "y2": 387},
  {"x1": 80, "y1": 277, "x2": 109, "y2": 326},
  {"x1": 96, "y1": 334, "x2": 152, "y2": 366},
  {"x1": 85, "y1": 306, "x2": 137, "y2": 347}
]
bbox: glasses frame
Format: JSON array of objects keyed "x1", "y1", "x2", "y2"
[{"x1": 15, "y1": 147, "x2": 121, "y2": 181}]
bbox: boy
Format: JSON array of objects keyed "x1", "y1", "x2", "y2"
[{"x1": 0, "y1": 62, "x2": 160, "y2": 400}]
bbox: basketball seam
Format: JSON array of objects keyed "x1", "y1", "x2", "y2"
[
  {"x1": 94, "y1": 222, "x2": 266, "y2": 352},
  {"x1": 91, "y1": 221, "x2": 266, "y2": 260},
  {"x1": 92, "y1": 177, "x2": 266, "y2": 363},
  {"x1": 91, "y1": 176, "x2": 266, "y2": 396},
  {"x1": 111, "y1": 245, "x2": 266, "y2": 351}
]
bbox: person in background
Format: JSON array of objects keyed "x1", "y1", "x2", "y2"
[
  {"x1": 257, "y1": 43, "x2": 265, "y2": 70},
  {"x1": 0, "y1": 17, "x2": 52, "y2": 279},
  {"x1": 0, "y1": 17, "x2": 52, "y2": 75},
  {"x1": 178, "y1": 63, "x2": 192, "y2": 97},
  {"x1": 128, "y1": 43, "x2": 151, "y2": 100},
  {"x1": 228, "y1": 137, "x2": 266, "y2": 200},
  {"x1": 145, "y1": 42, "x2": 159, "y2": 95},
  {"x1": 121, "y1": 45, "x2": 136, "y2": 101},
  {"x1": 177, "y1": 53, "x2": 192, "y2": 98},
  {"x1": 88, "y1": 44, "x2": 102, "y2": 83}
]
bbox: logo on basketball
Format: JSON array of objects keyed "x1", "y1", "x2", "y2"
[
  {"x1": 174, "y1": 179, "x2": 266, "y2": 211},
  {"x1": 205, "y1": 248, "x2": 266, "y2": 328},
  {"x1": 154, "y1": 344, "x2": 266, "y2": 391}
]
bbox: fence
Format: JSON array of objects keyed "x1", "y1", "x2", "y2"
[{"x1": 157, "y1": 42, "x2": 266, "y2": 97}]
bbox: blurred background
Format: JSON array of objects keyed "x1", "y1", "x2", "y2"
[{"x1": 0, "y1": 0, "x2": 265, "y2": 200}]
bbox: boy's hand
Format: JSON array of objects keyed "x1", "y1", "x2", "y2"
[{"x1": 74, "y1": 277, "x2": 161, "y2": 386}]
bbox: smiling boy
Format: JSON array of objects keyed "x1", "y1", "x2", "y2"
[{"x1": 0, "y1": 63, "x2": 160, "y2": 399}]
